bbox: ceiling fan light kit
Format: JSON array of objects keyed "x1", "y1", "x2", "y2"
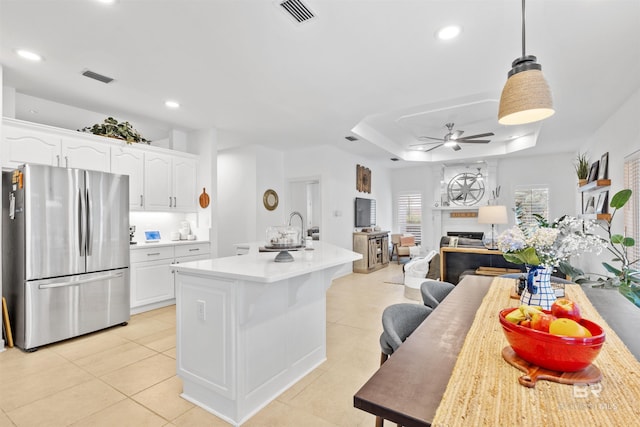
[{"x1": 498, "y1": 0, "x2": 555, "y2": 125}]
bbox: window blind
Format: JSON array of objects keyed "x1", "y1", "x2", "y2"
[
  {"x1": 514, "y1": 186, "x2": 549, "y2": 228},
  {"x1": 624, "y1": 156, "x2": 640, "y2": 264},
  {"x1": 397, "y1": 193, "x2": 422, "y2": 244}
]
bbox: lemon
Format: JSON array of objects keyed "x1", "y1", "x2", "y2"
[{"x1": 549, "y1": 318, "x2": 592, "y2": 338}]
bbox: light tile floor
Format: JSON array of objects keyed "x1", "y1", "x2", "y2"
[{"x1": 0, "y1": 262, "x2": 416, "y2": 426}]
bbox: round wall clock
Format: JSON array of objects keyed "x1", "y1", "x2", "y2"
[
  {"x1": 447, "y1": 172, "x2": 485, "y2": 206},
  {"x1": 263, "y1": 189, "x2": 279, "y2": 211}
]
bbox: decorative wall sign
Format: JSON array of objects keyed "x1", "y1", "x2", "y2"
[
  {"x1": 450, "y1": 211, "x2": 478, "y2": 218},
  {"x1": 447, "y1": 172, "x2": 485, "y2": 206},
  {"x1": 356, "y1": 164, "x2": 371, "y2": 193}
]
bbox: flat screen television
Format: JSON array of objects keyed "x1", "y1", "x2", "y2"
[{"x1": 355, "y1": 197, "x2": 375, "y2": 228}]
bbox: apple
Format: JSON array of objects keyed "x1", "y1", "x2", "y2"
[
  {"x1": 530, "y1": 312, "x2": 556, "y2": 333},
  {"x1": 520, "y1": 319, "x2": 531, "y2": 328},
  {"x1": 551, "y1": 298, "x2": 582, "y2": 322}
]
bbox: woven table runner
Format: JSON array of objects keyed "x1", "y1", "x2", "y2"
[{"x1": 432, "y1": 278, "x2": 640, "y2": 426}]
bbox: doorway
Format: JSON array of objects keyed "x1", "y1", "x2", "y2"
[{"x1": 288, "y1": 177, "x2": 321, "y2": 241}]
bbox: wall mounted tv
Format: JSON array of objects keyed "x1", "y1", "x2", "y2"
[{"x1": 355, "y1": 197, "x2": 376, "y2": 228}]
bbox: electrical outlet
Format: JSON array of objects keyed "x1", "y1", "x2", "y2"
[{"x1": 197, "y1": 299, "x2": 206, "y2": 321}]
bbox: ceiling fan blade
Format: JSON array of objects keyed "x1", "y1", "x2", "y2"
[
  {"x1": 459, "y1": 139, "x2": 491, "y2": 144},
  {"x1": 409, "y1": 141, "x2": 443, "y2": 147},
  {"x1": 417, "y1": 136, "x2": 445, "y2": 142},
  {"x1": 457, "y1": 132, "x2": 495, "y2": 140},
  {"x1": 424, "y1": 144, "x2": 443, "y2": 152}
]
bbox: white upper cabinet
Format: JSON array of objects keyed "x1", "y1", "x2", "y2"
[
  {"x1": 2, "y1": 121, "x2": 110, "y2": 172},
  {"x1": 111, "y1": 146, "x2": 145, "y2": 211},
  {"x1": 2, "y1": 118, "x2": 199, "y2": 213},
  {"x1": 144, "y1": 151, "x2": 173, "y2": 211},
  {"x1": 144, "y1": 152, "x2": 197, "y2": 212},
  {"x1": 173, "y1": 155, "x2": 197, "y2": 211},
  {"x1": 2, "y1": 125, "x2": 61, "y2": 168},
  {"x1": 61, "y1": 136, "x2": 111, "y2": 172}
]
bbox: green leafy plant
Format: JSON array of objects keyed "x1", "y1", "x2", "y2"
[
  {"x1": 79, "y1": 117, "x2": 150, "y2": 144},
  {"x1": 562, "y1": 189, "x2": 640, "y2": 307},
  {"x1": 574, "y1": 153, "x2": 590, "y2": 180}
]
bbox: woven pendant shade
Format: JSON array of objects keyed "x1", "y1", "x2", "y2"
[{"x1": 498, "y1": 68, "x2": 554, "y2": 125}]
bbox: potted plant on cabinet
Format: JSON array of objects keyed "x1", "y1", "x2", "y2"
[
  {"x1": 79, "y1": 117, "x2": 150, "y2": 144},
  {"x1": 574, "y1": 152, "x2": 590, "y2": 186}
]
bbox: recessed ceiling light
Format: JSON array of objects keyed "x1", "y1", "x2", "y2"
[
  {"x1": 436, "y1": 25, "x2": 462, "y2": 41},
  {"x1": 15, "y1": 49, "x2": 43, "y2": 62},
  {"x1": 165, "y1": 100, "x2": 180, "y2": 109},
  {"x1": 96, "y1": 0, "x2": 117, "y2": 4}
]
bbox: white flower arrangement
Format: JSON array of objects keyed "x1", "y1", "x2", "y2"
[{"x1": 497, "y1": 216, "x2": 607, "y2": 268}]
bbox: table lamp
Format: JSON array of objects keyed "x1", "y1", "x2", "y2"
[{"x1": 478, "y1": 205, "x2": 508, "y2": 249}]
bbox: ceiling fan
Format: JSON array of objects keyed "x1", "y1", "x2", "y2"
[{"x1": 411, "y1": 122, "x2": 494, "y2": 152}]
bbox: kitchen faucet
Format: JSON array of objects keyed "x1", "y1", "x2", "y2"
[{"x1": 288, "y1": 211, "x2": 305, "y2": 247}]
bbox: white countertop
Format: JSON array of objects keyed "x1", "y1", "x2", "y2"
[
  {"x1": 130, "y1": 239, "x2": 210, "y2": 249},
  {"x1": 171, "y1": 241, "x2": 361, "y2": 283}
]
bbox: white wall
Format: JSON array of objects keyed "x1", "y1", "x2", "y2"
[
  {"x1": 574, "y1": 88, "x2": 640, "y2": 276},
  {"x1": 284, "y1": 145, "x2": 392, "y2": 246},
  {"x1": 389, "y1": 153, "x2": 576, "y2": 251},
  {"x1": 216, "y1": 145, "x2": 285, "y2": 257}
]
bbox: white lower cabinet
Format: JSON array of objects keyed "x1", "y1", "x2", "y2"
[{"x1": 130, "y1": 242, "x2": 211, "y2": 314}]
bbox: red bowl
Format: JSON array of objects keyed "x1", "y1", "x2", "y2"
[{"x1": 499, "y1": 308, "x2": 606, "y2": 372}]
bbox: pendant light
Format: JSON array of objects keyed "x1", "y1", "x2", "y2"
[{"x1": 498, "y1": 0, "x2": 554, "y2": 125}]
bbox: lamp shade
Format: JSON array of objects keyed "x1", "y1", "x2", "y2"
[
  {"x1": 478, "y1": 205, "x2": 509, "y2": 225},
  {"x1": 498, "y1": 68, "x2": 554, "y2": 125}
]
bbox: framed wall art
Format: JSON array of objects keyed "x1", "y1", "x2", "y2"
[
  {"x1": 598, "y1": 152, "x2": 609, "y2": 180},
  {"x1": 356, "y1": 164, "x2": 371, "y2": 193},
  {"x1": 596, "y1": 191, "x2": 609, "y2": 214},
  {"x1": 583, "y1": 195, "x2": 596, "y2": 214},
  {"x1": 588, "y1": 160, "x2": 600, "y2": 183}
]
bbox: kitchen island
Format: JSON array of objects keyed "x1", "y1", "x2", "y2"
[{"x1": 171, "y1": 241, "x2": 361, "y2": 426}]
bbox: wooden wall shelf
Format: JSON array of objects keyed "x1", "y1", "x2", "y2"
[
  {"x1": 581, "y1": 213, "x2": 612, "y2": 221},
  {"x1": 578, "y1": 179, "x2": 611, "y2": 192}
]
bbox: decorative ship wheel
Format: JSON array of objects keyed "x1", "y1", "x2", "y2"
[{"x1": 447, "y1": 172, "x2": 485, "y2": 206}]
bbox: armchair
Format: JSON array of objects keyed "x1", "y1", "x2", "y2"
[{"x1": 390, "y1": 234, "x2": 416, "y2": 264}]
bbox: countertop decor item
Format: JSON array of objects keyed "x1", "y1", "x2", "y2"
[
  {"x1": 263, "y1": 189, "x2": 279, "y2": 211},
  {"x1": 497, "y1": 215, "x2": 607, "y2": 309},
  {"x1": 79, "y1": 117, "x2": 150, "y2": 144},
  {"x1": 199, "y1": 188, "x2": 210, "y2": 208},
  {"x1": 499, "y1": 307, "x2": 606, "y2": 372}
]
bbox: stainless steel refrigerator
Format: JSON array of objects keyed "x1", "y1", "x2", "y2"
[{"x1": 2, "y1": 164, "x2": 130, "y2": 351}]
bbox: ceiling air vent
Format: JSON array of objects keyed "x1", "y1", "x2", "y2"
[
  {"x1": 81, "y1": 69, "x2": 114, "y2": 84},
  {"x1": 279, "y1": 0, "x2": 315, "y2": 23},
  {"x1": 345, "y1": 136, "x2": 358, "y2": 142}
]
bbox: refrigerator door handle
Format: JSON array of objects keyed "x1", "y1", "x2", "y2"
[
  {"x1": 86, "y1": 188, "x2": 93, "y2": 256},
  {"x1": 79, "y1": 188, "x2": 86, "y2": 257},
  {"x1": 37, "y1": 271, "x2": 125, "y2": 289}
]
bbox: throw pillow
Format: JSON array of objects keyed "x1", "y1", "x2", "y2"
[{"x1": 427, "y1": 254, "x2": 441, "y2": 280}]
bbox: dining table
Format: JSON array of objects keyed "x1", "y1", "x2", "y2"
[{"x1": 353, "y1": 275, "x2": 640, "y2": 426}]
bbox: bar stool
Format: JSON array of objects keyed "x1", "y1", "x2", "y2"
[
  {"x1": 378, "y1": 303, "x2": 433, "y2": 427},
  {"x1": 420, "y1": 280, "x2": 455, "y2": 310}
]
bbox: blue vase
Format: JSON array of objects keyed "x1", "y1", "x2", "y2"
[{"x1": 520, "y1": 265, "x2": 556, "y2": 310}]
